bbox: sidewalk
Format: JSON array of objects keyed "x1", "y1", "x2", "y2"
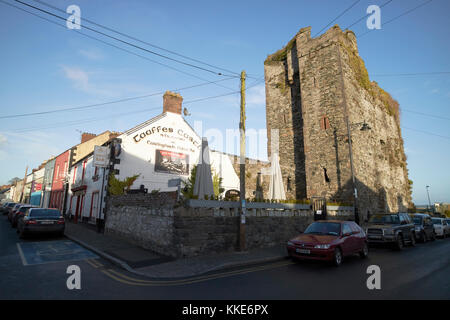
[{"x1": 64, "y1": 221, "x2": 288, "y2": 279}]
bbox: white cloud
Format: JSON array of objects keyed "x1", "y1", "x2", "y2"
[
  {"x1": 0, "y1": 134, "x2": 7, "y2": 147},
  {"x1": 247, "y1": 84, "x2": 266, "y2": 107},
  {"x1": 61, "y1": 65, "x2": 90, "y2": 92},
  {"x1": 78, "y1": 49, "x2": 103, "y2": 60}
]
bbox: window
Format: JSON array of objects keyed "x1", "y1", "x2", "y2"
[
  {"x1": 72, "y1": 167, "x2": 77, "y2": 184},
  {"x1": 342, "y1": 224, "x2": 352, "y2": 235},
  {"x1": 82, "y1": 160, "x2": 87, "y2": 180},
  {"x1": 320, "y1": 116, "x2": 330, "y2": 130}
]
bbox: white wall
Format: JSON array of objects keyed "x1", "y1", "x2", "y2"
[{"x1": 114, "y1": 112, "x2": 240, "y2": 194}]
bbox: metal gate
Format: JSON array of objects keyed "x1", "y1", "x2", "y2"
[{"x1": 312, "y1": 197, "x2": 327, "y2": 221}]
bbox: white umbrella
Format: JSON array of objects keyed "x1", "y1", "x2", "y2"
[
  {"x1": 268, "y1": 152, "x2": 286, "y2": 200},
  {"x1": 193, "y1": 137, "x2": 215, "y2": 199}
]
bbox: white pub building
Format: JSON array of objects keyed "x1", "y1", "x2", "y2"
[
  {"x1": 66, "y1": 91, "x2": 240, "y2": 224},
  {"x1": 113, "y1": 91, "x2": 240, "y2": 194}
]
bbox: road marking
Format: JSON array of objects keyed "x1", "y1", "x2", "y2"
[
  {"x1": 16, "y1": 243, "x2": 28, "y2": 266},
  {"x1": 97, "y1": 260, "x2": 295, "y2": 287},
  {"x1": 16, "y1": 240, "x2": 98, "y2": 266}
]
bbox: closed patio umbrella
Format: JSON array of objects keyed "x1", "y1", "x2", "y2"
[
  {"x1": 268, "y1": 152, "x2": 286, "y2": 200},
  {"x1": 193, "y1": 137, "x2": 215, "y2": 199}
]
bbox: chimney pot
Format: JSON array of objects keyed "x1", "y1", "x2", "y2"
[{"x1": 163, "y1": 91, "x2": 183, "y2": 114}]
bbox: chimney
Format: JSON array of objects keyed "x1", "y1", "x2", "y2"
[
  {"x1": 163, "y1": 91, "x2": 183, "y2": 114},
  {"x1": 81, "y1": 132, "x2": 97, "y2": 143}
]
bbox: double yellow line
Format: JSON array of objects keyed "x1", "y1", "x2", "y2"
[{"x1": 86, "y1": 258, "x2": 294, "y2": 287}]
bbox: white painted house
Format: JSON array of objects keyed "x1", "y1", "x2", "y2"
[
  {"x1": 113, "y1": 91, "x2": 240, "y2": 194},
  {"x1": 66, "y1": 151, "x2": 109, "y2": 224}
]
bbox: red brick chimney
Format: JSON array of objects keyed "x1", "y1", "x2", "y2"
[
  {"x1": 163, "y1": 91, "x2": 183, "y2": 114},
  {"x1": 81, "y1": 132, "x2": 97, "y2": 143}
]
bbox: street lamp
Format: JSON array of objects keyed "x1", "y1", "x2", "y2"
[{"x1": 335, "y1": 120, "x2": 371, "y2": 225}]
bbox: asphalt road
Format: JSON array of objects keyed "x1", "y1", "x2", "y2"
[{"x1": 1, "y1": 214, "x2": 449, "y2": 300}]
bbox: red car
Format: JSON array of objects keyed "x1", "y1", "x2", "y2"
[{"x1": 287, "y1": 220, "x2": 368, "y2": 266}]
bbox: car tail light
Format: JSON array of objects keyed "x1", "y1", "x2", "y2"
[
  {"x1": 26, "y1": 220, "x2": 37, "y2": 225},
  {"x1": 57, "y1": 218, "x2": 65, "y2": 224}
]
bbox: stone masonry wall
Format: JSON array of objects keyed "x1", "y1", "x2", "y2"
[
  {"x1": 264, "y1": 25, "x2": 412, "y2": 220},
  {"x1": 104, "y1": 194, "x2": 353, "y2": 258}
]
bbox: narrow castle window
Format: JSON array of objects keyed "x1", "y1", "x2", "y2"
[
  {"x1": 323, "y1": 168, "x2": 330, "y2": 183},
  {"x1": 320, "y1": 116, "x2": 330, "y2": 130}
]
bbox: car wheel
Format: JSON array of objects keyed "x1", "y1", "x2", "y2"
[
  {"x1": 395, "y1": 234, "x2": 404, "y2": 250},
  {"x1": 410, "y1": 233, "x2": 416, "y2": 246},
  {"x1": 333, "y1": 248, "x2": 343, "y2": 266},
  {"x1": 19, "y1": 229, "x2": 26, "y2": 239},
  {"x1": 431, "y1": 231, "x2": 436, "y2": 241},
  {"x1": 359, "y1": 242, "x2": 369, "y2": 259}
]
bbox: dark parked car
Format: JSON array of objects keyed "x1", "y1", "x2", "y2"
[
  {"x1": 11, "y1": 205, "x2": 36, "y2": 228},
  {"x1": 3, "y1": 202, "x2": 17, "y2": 215},
  {"x1": 1, "y1": 202, "x2": 12, "y2": 214},
  {"x1": 286, "y1": 220, "x2": 368, "y2": 266},
  {"x1": 8, "y1": 203, "x2": 24, "y2": 222},
  {"x1": 410, "y1": 213, "x2": 436, "y2": 242},
  {"x1": 17, "y1": 208, "x2": 65, "y2": 238},
  {"x1": 366, "y1": 213, "x2": 416, "y2": 250}
]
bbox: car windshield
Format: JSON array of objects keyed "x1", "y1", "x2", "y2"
[
  {"x1": 412, "y1": 217, "x2": 422, "y2": 225},
  {"x1": 30, "y1": 209, "x2": 61, "y2": 218},
  {"x1": 369, "y1": 214, "x2": 400, "y2": 224},
  {"x1": 8, "y1": 203, "x2": 16, "y2": 207},
  {"x1": 19, "y1": 207, "x2": 31, "y2": 213},
  {"x1": 304, "y1": 222, "x2": 341, "y2": 236},
  {"x1": 431, "y1": 218, "x2": 442, "y2": 225}
]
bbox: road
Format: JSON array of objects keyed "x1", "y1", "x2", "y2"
[{"x1": 1, "y1": 215, "x2": 449, "y2": 300}]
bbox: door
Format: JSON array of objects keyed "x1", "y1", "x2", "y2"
[
  {"x1": 90, "y1": 192, "x2": 99, "y2": 220},
  {"x1": 74, "y1": 196, "x2": 80, "y2": 223},
  {"x1": 312, "y1": 197, "x2": 327, "y2": 221},
  {"x1": 341, "y1": 223, "x2": 355, "y2": 255}
]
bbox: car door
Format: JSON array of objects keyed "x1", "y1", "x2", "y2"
[
  {"x1": 349, "y1": 222, "x2": 364, "y2": 251},
  {"x1": 341, "y1": 223, "x2": 355, "y2": 255}
]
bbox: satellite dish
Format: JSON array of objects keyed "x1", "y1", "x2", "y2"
[{"x1": 183, "y1": 108, "x2": 191, "y2": 116}]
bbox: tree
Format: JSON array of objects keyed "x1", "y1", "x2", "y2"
[
  {"x1": 108, "y1": 174, "x2": 140, "y2": 195},
  {"x1": 8, "y1": 177, "x2": 21, "y2": 185}
]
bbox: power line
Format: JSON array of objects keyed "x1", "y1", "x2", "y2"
[
  {"x1": 401, "y1": 126, "x2": 450, "y2": 140},
  {"x1": 372, "y1": 71, "x2": 450, "y2": 77},
  {"x1": 344, "y1": 0, "x2": 394, "y2": 30},
  {"x1": 358, "y1": 0, "x2": 433, "y2": 37},
  {"x1": 3, "y1": 79, "x2": 265, "y2": 133},
  {"x1": 313, "y1": 0, "x2": 361, "y2": 37},
  {"x1": 0, "y1": 77, "x2": 238, "y2": 120},
  {"x1": 0, "y1": 0, "x2": 237, "y2": 92},
  {"x1": 32, "y1": 0, "x2": 241, "y2": 77},
  {"x1": 13, "y1": 0, "x2": 233, "y2": 76},
  {"x1": 402, "y1": 109, "x2": 450, "y2": 121}
]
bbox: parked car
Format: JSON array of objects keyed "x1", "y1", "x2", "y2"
[
  {"x1": 286, "y1": 220, "x2": 368, "y2": 267},
  {"x1": 11, "y1": 205, "x2": 36, "y2": 228},
  {"x1": 431, "y1": 217, "x2": 449, "y2": 238},
  {"x1": 17, "y1": 208, "x2": 65, "y2": 238},
  {"x1": 410, "y1": 213, "x2": 436, "y2": 242},
  {"x1": 1, "y1": 202, "x2": 11, "y2": 215},
  {"x1": 8, "y1": 203, "x2": 24, "y2": 222},
  {"x1": 366, "y1": 213, "x2": 416, "y2": 250},
  {"x1": 3, "y1": 202, "x2": 16, "y2": 215}
]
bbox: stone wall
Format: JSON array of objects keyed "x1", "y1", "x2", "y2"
[
  {"x1": 264, "y1": 25, "x2": 412, "y2": 220},
  {"x1": 104, "y1": 194, "x2": 353, "y2": 258}
]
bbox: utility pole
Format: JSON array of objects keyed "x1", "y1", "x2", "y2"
[
  {"x1": 19, "y1": 166, "x2": 28, "y2": 203},
  {"x1": 426, "y1": 185, "x2": 432, "y2": 214},
  {"x1": 239, "y1": 70, "x2": 246, "y2": 251}
]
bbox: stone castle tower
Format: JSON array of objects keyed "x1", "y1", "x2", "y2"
[{"x1": 264, "y1": 25, "x2": 412, "y2": 219}]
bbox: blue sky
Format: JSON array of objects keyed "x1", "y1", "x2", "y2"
[{"x1": 0, "y1": 0, "x2": 449, "y2": 205}]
